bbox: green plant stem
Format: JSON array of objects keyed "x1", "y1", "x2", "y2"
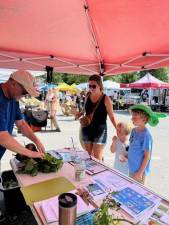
[{"x1": 111, "y1": 218, "x2": 135, "y2": 225}]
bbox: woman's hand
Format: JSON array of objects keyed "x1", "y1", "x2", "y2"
[{"x1": 75, "y1": 111, "x2": 82, "y2": 120}]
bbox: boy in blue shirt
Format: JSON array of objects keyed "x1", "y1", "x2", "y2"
[{"x1": 128, "y1": 104, "x2": 166, "y2": 184}]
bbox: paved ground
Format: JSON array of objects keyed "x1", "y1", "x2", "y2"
[{"x1": 1, "y1": 109, "x2": 169, "y2": 202}]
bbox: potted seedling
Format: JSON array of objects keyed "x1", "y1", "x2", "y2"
[{"x1": 93, "y1": 193, "x2": 137, "y2": 225}]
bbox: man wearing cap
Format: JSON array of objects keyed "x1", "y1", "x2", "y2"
[
  {"x1": 0, "y1": 70, "x2": 46, "y2": 221},
  {"x1": 0, "y1": 70, "x2": 45, "y2": 161}
]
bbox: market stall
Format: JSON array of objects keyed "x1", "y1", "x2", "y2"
[
  {"x1": 8, "y1": 148, "x2": 169, "y2": 225},
  {"x1": 121, "y1": 73, "x2": 169, "y2": 107}
]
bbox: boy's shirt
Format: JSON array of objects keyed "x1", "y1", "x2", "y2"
[{"x1": 128, "y1": 127, "x2": 153, "y2": 176}]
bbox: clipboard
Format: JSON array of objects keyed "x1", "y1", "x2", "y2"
[{"x1": 21, "y1": 176, "x2": 75, "y2": 206}]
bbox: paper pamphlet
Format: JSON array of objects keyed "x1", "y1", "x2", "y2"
[
  {"x1": 112, "y1": 186, "x2": 155, "y2": 218},
  {"x1": 85, "y1": 182, "x2": 107, "y2": 199},
  {"x1": 93, "y1": 170, "x2": 130, "y2": 191},
  {"x1": 140, "y1": 202, "x2": 169, "y2": 225},
  {"x1": 49, "y1": 149, "x2": 90, "y2": 162},
  {"x1": 84, "y1": 159, "x2": 107, "y2": 175}
]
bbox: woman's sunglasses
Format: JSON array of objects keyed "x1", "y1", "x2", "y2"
[{"x1": 89, "y1": 84, "x2": 97, "y2": 89}]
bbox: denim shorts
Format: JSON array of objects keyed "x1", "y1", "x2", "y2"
[{"x1": 82, "y1": 124, "x2": 107, "y2": 145}]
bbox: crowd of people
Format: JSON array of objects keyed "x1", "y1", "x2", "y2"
[{"x1": 0, "y1": 70, "x2": 166, "y2": 221}]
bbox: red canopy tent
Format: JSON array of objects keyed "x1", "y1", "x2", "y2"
[
  {"x1": 120, "y1": 73, "x2": 169, "y2": 105},
  {"x1": 1, "y1": 1, "x2": 169, "y2": 75},
  {"x1": 120, "y1": 73, "x2": 169, "y2": 89}
]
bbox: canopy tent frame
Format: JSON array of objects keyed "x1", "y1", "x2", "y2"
[
  {"x1": 1, "y1": 51, "x2": 169, "y2": 76},
  {"x1": 1, "y1": 1, "x2": 169, "y2": 75}
]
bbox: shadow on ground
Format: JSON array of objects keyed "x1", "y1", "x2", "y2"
[{"x1": 0, "y1": 191, "x2": 37, "y2": 225}]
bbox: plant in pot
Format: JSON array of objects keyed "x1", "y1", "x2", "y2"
[{"x1": 93, "y1": 193, "x2": 137, "y2": 225}]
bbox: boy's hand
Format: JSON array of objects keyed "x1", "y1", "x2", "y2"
[
  {"x1": 119, "y1": 154, "x2": 127, "y2": 163},
  {"x1": 112, "y1": 136, "x2": 117, "y2": 142},
  {"x1": 133, "y1": 171, "x2": 143, "y2": 181}
]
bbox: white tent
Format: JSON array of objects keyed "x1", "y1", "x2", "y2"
[
  {"x1": 103, "y1": 80, "x2": 120, "y2": 89},
  {"x1": 0, "y1": 68, "x2": 45, "y2": 83},
  {"x1": 76, "y1": 83, "x2": 88, "y2": 90}
]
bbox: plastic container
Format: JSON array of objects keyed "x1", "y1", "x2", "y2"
[
  {"x1": 74, "y1": 158, "x2": 86, "y2": 182},
  {"x1": 0, "y1": 170, "x2": 28, "y2": 212}
]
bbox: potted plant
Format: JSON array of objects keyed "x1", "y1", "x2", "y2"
[{"x1": 93, "y1": 193, "x2": 137, "y2": 225}]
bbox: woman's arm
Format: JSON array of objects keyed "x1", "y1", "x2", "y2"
[{"x1": 104, "y1": 95, "x2": 118, "y2": 128}]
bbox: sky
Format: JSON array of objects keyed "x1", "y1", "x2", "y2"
[{"x1": 0, "y1": 68, "x2": 45, "y2": 82}]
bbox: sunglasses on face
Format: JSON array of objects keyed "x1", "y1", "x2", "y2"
[{"x1": 89, "y1": 84, "x2": 97, "y2": 89}]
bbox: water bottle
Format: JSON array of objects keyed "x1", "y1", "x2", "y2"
[
  {"x1": 71, "y1": 147, "x2": 78, "y2": 162},
  {"x1": 58, "y1": 192, "x2": 77, "y2": 225},
  {"x1": 74, "y1": 158, "x2": 86, "y2": 182}
]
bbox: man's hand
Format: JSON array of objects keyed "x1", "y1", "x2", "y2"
[
  {"x1": 28, "y1": 150, "x2": 44, "y2": 159},
  {"x1": 35, "y1": 140, "x2": 45, "y2": 153}
]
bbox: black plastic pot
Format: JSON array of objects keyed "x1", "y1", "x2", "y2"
[{"x1": 0, "y1": 170, "x2": 28, "y2": 212}]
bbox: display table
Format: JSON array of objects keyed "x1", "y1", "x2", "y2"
[{"x1": 10, "y1": 150, "x2": 169, "y2": 225}]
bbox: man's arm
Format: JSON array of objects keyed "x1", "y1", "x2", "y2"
[
  {"x1": 0, "y1": 131, "x2": 44, "y2": 158},
  {"x1": 15, "y1": 119, "x2": 45, "y2": 153}
]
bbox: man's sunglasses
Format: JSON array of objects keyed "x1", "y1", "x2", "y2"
[{"x1": 89, "y1": 84, "x2": 97, "y2": 89}]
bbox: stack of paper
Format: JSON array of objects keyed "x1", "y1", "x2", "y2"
[{"x1": 34, "y1": 191, "x2": 94, "y2": 224}]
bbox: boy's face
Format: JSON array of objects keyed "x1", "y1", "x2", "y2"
[{"x1": 131, "y1": 112, "x2": 147, "y2": 127}]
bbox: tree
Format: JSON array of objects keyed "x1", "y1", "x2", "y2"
[
  {"x1": 52, "y1": 73, "x2": 88, "y2": 85},
  {"x1": 139, "y1": 68, "x2": 169, "y2": 82},
  {"x1": 105, "y1": 72, "x2": 139, "y2": 84}
]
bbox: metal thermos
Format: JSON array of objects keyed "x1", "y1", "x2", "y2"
[{"x1": 58, "y1": 193, "x2": 77, "y2": 225}]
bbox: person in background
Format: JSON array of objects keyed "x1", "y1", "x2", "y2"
[
  {"x1": 110, "y1": 122, "x2": 131, "y2": 176},
  {"x1": 0, "y1": 70, "x2": 45, "y2": 221},
  {"x1": 76, "y1": 75, "x2": 117, "y2": 161},
  {"x1": 128, "y1": 104, "x2": 166, "y2": 184},
  {"x1": 45, "y1": 88, "x2": 61, "y2": 132}
]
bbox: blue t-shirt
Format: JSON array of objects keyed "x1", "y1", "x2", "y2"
[
  {"x1": 128, "y1": 127, "x2": 153, "y2": 176},
  {"x1": 0, "y1": 85, "x2": 23, "y2": 159}
]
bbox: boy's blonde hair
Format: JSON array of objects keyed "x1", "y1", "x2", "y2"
[{"x1": 117, "y1": 122, "x2": 132, "y2": 135}]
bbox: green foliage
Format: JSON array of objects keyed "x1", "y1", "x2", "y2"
[
  {"x1": 42, "y1": 67, "x2": 169, "y2": 85},
  {"x1": 104, "y1": 73, "x2": 139, "y2": 84},
  {"x1": 52, "y1": 72, "x2": 88, "y2": 85},
  {"x1": 139, "y1": 68, "x2": 169, "y2": 82},
  {"x1": 17, "y1": 153, "x2": 63, "y2": 176},
  {"x1": 93, "y1": 193, "x2": 135, "y2": 225}
]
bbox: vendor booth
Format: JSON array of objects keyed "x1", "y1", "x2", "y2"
[
  {"x1": 121, "y1": 73, "x2": 169, "y2": 109},
  {"x1": 1, "y1": 1, "x2": 169, "y2": 224}
]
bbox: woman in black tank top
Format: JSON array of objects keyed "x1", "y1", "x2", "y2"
[{"x1": 78, "y1": 75, "x2": 117, "y2": 160}]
